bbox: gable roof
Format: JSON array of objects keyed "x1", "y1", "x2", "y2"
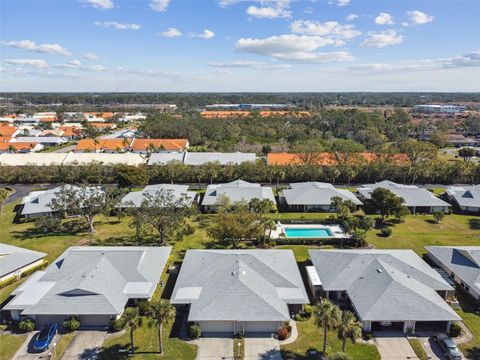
[
  {"x1": 282, "y1": 182, "x2": 362, "y2": 206},
  {"x1": 75, "y1": 138, "x2": 132, "y2": 152},
  {"x1": 171, "y1": 250, "x2": 308, "y2": 322},
  {"x1": 120, "y1": 184, "x2": 196, "y2": 208},
  {"x1": 0, "y1": 126, "x2": 19, "y2": 137},
  {"x1": 4, "y1": 246, "x2": 171, "y2": 316},
  {"x1": 201, "y1": 180, "x2": 275, "y2": 206},
  {"x1": 0, "y1": 243, "x2": 46, "y2": 278},
  {"x1": 309, "y1": 249, "x2": 460, "y2": 322},
  {"x1": 426, "y1": 246, "x2": 480, "y2": 297},
  {"x1": 267, "y1": 152, "x2": 408, "y2": 166},
  {"x1": 62, "y1": 152, "x2": 146, "y2": 166},
  {"x1": 130, "y1": 139, "x2": 188, "y2": 151},
  {"x1": 147, "y1": 151, "x2": 257, "y2": 166},
  {"x1": 446, "y1": 185, "x2": 480, "y2": 208}
]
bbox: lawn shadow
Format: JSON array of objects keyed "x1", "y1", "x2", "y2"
[
  {"x1": 468, "y1": 218, "x2": 480, "y2": 230},
  {"x1": 281, "y1": 347, "x2": 323, "y2": 360},
  {"x1": 97, "y1": 343, "x2": 130, "y2": 360}
]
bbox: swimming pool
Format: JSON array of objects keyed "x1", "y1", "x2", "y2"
[{"x1": 284, "y1": 227, "x2": 333, "y2": 238}]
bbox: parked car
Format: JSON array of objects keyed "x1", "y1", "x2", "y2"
[
  {"x1": 33, "y1": 323, "x2": 58, "y2": 352},
  {"x1": 433, "y1": 333, "x2": 462, "y2": 360}
]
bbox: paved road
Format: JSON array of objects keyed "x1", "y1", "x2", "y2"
[
  {"x1": 244, "y1": 336, "x2": 282, "y2": 360},
  {"x1": 52, "y1": 145, "x2": 76, "y2": 153},
  {"x1": 196, "y1": 337, "x2": 233, "y2": 359},
  {"x1": 62, "y1": 330, "x2": 106, "y2": 360},
  {"x1": 0, "y1": 184, "x2": 59, "y2": 205},
  {"x1": 374, "y1": 334, "x2": 417, "y2": 360},
  {"x1": 12, "y1": 332, "x2": 61, "y2": 360}
]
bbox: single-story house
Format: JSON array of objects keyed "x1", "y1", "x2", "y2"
[
  {"x1": 0, "y1": 153, "x2": 68, "y2": 166},
  {"x1": 100, "y1": 128, "x2": 137, "y2": 139},
  {"x1": 357, "y1": 180, "x2": 451, "y2": 214},
  {"x1": 120, "y1": 184, "x2": 197, "y2": 208},
  {"x1": 0, "y1": 244, "x2": 46, "y2": 283},
  {"x1": 62, "y1": 152, "x2": 146, "y2": 166},
  {"x1": 426, "y1": 246, "x2": 480, "y2": 301},
  {"x1": 446, "y1": 185, "x2": 480, "y2": 213},
  {"x1": 0, "y1": 142, "x2": 44, "y2": 153},
  {"x1": 279, "y1": 182, "x2": 362, "y2": 212},
  {"x1": 13, "y1": 137, "x2": 67, "y2": 147},
  {"x1": 147, "y1": 151, "x2": 257, "y2": 166},
  {"x1": 75, "y1": 138, "x2": 132, "y2": 153},
  {"x1": 308, "y1": 249, "x2": 460, "y2": 334},
  {"x1": 201, "y1": 180, "x2": 276, "y2": 212},
  {"x1": 129, "y1": 139, "x2": 189, "y2": 154},
  {"x1": 171, "y1": 249, "x2": 309, "y2": 334},
  {"x1": 3, "y1": 246, "x2": 171, "y2": 328}
]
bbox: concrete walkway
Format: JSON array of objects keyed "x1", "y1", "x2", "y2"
[{"x1": 61, "y1": 330, "x2": 106, "y2": 360}]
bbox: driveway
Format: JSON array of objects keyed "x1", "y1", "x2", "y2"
[
  {"x1": 12, "y1": 332, "x2": 61, "y2": 360},
  {"x1": 374, "y1": 333, "x2": 417, "y2": 360},
  {"x1": 62, "y1": 330, "x2": 106, "y2": 360},
  {"x1": 244, "y1": 336, "x2": 282, "y2": 360},
  {"x1": 196, "y1": 337, "x2": 233, "y2": 359},
  {"x1": 418, "y1": 337, "x2": 447, "y2": 360}
]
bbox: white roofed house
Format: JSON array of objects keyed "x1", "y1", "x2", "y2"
[
  {"x1": 3, "y1": 246, "x2": 171, "y2": 328},
  {"x1": 446, "y1": 185, "x2": 480, "y2": 214},
  {"x1": 147, "y1": 151, "x2": 257, "y2": 166},
  {"x1": 0, "y1": 244, "x2": 46, "y2": 283},
  {"x1": 357, "y1": 180, "x2": 451, "y2": 214},
  {"x1": 308, "y1": 249, "x2": 461, "y2": 334},
  {"x1": 171, "y1": 249, "x2": 309, "y2": 335},
  {"x1": 120, "y1": 184, "x2": 197, "y2": 209},
  {"x1": 279, "y1": 182, "x2": 362, "y2": 212},
  {"x1": 201, "y1": 180, "x2": 276, "y2": 213},
  {"x1": 12, "y1": 136, "x2": 67, "y2": 147}
]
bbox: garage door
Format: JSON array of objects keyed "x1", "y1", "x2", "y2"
[
  {"x1": 35, "y1": 315, "x2": 66, "y2": 328},
  {"x1": 199, "y1": 321, "x2": 234, "y2": 333},
  {"x1": 79, "y1": 315, "x2": 111, "y2": 327},
  {"x1": 244, "y1": 321, "x2": 280, "y2": 333}
]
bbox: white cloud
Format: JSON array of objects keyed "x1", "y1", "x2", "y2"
[
  {"x1": 346, "y1": 14, "x2": 358, "y2": 21},
  {"x1": 193, "y1": 29, "x2": 215, "y2": 39},
  {"x1": 5, "y1": 59, "x2": 49, "y2": 68},
  {"x1": 290, "y1": 20, "x2": 361, "y2": 40},
  {"x1": 85, "y1": 0, "x2": 113, "y2": 9},
  {"x1": 150, "y1": 0, "x2": 170, "y2": 12},
  {"x1": 2, "y1": 40, "x2": 71, "y2": 56},
  {"x1": 84, "y1": 52, "x2": 101, "y2": 60},
  {"x1": 236, "y1": 34, "x2": 354, "y2": 62},
  {"x1": 407, "y1": 10, "x2": 434, "y2": 25},
  {"x1": 161, "y1": 27, "x2": 182, "y2": 38},
  {"x1": 375, "y1": 12, "x2": 395, "y2": 25},
  {"x1": 304, "y1": 7, "x2": 313, "y2": 15},
  {"x1": 94, "y1": 21, "x2": 141, "y2": 30},
  {"x1": 208, "y1": 60, "x2": 291, "y2": 70},
  {"x1": 336, "y1": 0, "x2": 350, "y2": 7},
  {"x1": 361, "y1": 30, "x2": 404, "y2": 48},
  {"x1": 246, "y1": 0, "x2": 291, "y2": 19}
]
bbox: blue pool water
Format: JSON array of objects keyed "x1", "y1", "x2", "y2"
[{"x1": 284, "y1": 227, "x2": 333, "y2": 238}]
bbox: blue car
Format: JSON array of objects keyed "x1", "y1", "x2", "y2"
[{"x1": 33, "y1": 323, "x2": 58, "y2": 352}]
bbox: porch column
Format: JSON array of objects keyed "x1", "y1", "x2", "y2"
[{"x1": 446, "y1": 321, "x2": 452, "y2": 333}]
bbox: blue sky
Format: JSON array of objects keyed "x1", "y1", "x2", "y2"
[{"x1": 1, "y1": 0, "x2": 479, "y2": 92}]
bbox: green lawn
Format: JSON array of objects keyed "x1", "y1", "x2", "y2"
[
  {"x1": 408, "y1": 338, "x2": 428, "y2": 360},
  {"x1": 281, "y1": 317, "x2": 380, "y2": 360},
  {"x1": 0, "y1": 332, "x2": 27, "y2": 360},
  {"x1": 455, "y1": 291, "x2": 480, "y2": 359}
]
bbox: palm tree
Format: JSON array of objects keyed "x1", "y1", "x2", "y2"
[
  {"x1": 122, "y1": 307, "x2": 141, "y2": 353},
  {"x1": 337, "y1": 311, "x2": 362, "y2": 352},
  {"x1": 315, "y1": 299, "x2": 341, "y2": 357},
  {"x1": 148, "y1": 299, "x2": 176, "y2": 354}
]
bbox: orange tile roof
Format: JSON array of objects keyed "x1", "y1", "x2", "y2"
[
  {"x1": 201, "y1": 111, "x2": 252, "y2": 119},
  {"x1": 84, "y1": 112, "x2": 115, "y2": 119},
  {"x1": 0, "y1": 136, "x2": 12, "y2": 143},
  {"x1": 89, "y1": 122, "x2": 115, "y2": 128},
  {"x1": 0, "y1": 142, "x2": 38, "y2": 151},
  {"x1": 259, "y1": 111, "x2": 311, "y2": 117},
  {"x1": 130, "y1": 139, "x2": 188, "y2": 151},
  {"x1": 75, "y1": 138, "x2": 132, "y2": 151},
  {"x1": 0, "y1": 126, "x2": 18, "y2": 137},
  {"x1": 59, "y1": 126, "x2": 83, "y2": 137},
  {"x1": 267, "y1": 152, "x2": 409, "y2": 166}
]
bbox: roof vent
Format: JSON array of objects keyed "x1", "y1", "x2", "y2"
[{"x1": 377, "y1": 268, "x2": 383, "y2": 273}]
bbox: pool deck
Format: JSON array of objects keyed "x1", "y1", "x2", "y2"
[{"x1": 270, "y1": 223, "x2": 347, "y2": 239}]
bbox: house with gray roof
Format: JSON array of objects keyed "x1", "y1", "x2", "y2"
[
  {"x1": 446, "y1": 185, "x2": 480, "y2": 213},
  {"x1": 148, "y1": 151, "x2": 257, "y2": 166},
  {"x1": 201, "y1": 180, "x2": 276, "y2": 212},
  {"x1": 357, "y1": 180, "x2": 451, "y2": 214},
  {"x1": 171, "y1": 249, "x2": 308, "y2": 334},
  {"x1": 279, "y1": 182, "x2": 362, "y2": 212},
  {"x1": 308, "y1": 249, "x2": 460, "y2": 334},
  {"x1": 426, "y1": 246, "x2": 480, "y2": 301},
  {"x1": 0, "y1": 244, "x2": 46, "y2": 283},
  {"x1": 13, "y1": 136, "x2": 67, "y2": 146},
  {"x1": 3, "y1": 246, "x2": 171, "y2": 328},
  {"x1": 120, "y1": 184, "x2": 197, "y2": 208}
]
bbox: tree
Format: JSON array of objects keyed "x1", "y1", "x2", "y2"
[
  {"x1": 116, "y1": 165, "x2": 149, "y2": 189},
  {"x1": 148, "y1": 300, "x2": 176, "y2": 355},
  {"x1": 123, "y1": 307, "x2": 141, "y2": 353},
  {"x1": 433, "y1": 211, "x2": 445, "y2": 224},
  {"x1": 135, "y1": 189, "x2": 196, "y2": 244},
  {"x1": 35, "y1": 216, "x2": 62, "y2": 236},
  {"x1": 0, "y1": 188, "x2": 9, "y2": 215},
  {"x1": 249, "y1": 198, "x2": 277, "y2": 245},
  {"x1": 315, "y1": 300, "x2": 341, "y2": 356},
  {"x1": 459, "y1": 147, "x2": 477, "y2": 162},
  {"x1": 367, "y1": 188, "x2": 405, "y2": 222},
  {"x1": 337, "y1": 311, "x2": 362, "y2": 352},
  {"x1": 331, "y1": 197, "x2": 356, "y2": 221}
]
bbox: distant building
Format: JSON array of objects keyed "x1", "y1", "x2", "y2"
[
  {"x1": 129, "y1": 139, "x2": 189, "y2": 153},
  {"x1": 414, "y1": 104, "x2": 467, "y2": 114},
  {"x1": 206, "y1": 104, "x2": 295, "y2": 110},
  {"x1": 446, "y1": 185, "x2": 480, "y2": 213},
  {"x1": 0, "y1": 243, "x2": 46, "y2": 283},
  {"x1": 148, "y1": 151, "x2": 257, "y2": 166}
]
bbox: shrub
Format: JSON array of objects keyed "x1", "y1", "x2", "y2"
[
  {"x1": 109, "y1": 318, "x2": 126, "y2": 332},
  {"x1": 363, "y1": 332, "x2": 374, "y2": 341},
  {"x1": 188, "y1": 324, "x2": 201, "y2": 339},
  {"x1": 449, "y1": 323, "x2": 462, "y2": 337},
  {"x1": 18, "y1": 318, "x2": 36, "y2": 332},
  {"x1": 303, "y1": 304, "x2": 313, "y2": 318},
  {"x1": 277, "y1": 327, "x2": 289, "y2": 340},
  {"x1": 433, "y1": 211, "x2": 445, "y2": 224},
  {"x1": 380, "y1": 227, "x2": 392, "y2": 237},
  {"x1": 294, "y1": 313, "x2": 303, "y2": 321},
  {"x1": 63, "y1": 316, "x2": 81, "y2": 332},
  {"x1": 137, "y1": 300, "x2": 149, "y2": 315},
  {"x1": 286, "y1": 324, "x2": 292, "y2": 333},
  {"x1": 183, "y1": 223, "x2": 195, "y2": 235}
]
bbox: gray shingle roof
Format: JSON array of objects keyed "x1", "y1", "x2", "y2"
[
  {"x1": 446, "y1": 185, "x2": 480, "y2": 208},
  {"x1": 147, "y1": 152, "x2": 257, "y2": 166},
  {"x1": 426, "y1": 246, "x2": 480, "y2": 296},
  {"x1": 120, "y1": 184, "x2": 196, "y2": 208},
  {"x1": 4, "y1": 246, "x2": 171, "y2": 316},
  {"x1": 283, "y1": 182, "x2": 362, "y2": 206},
  {"x1": 309, "y1": 249, "x2": 460, "y2": 322},
  {"x1": 0, "y1": 243, "x2": 46, "y2": 278},
  {"x1": 358, "y1": 181, "x2": 451, "y2": 208},
  {"x1": 201, "y1": 180, "x2": 275, "y2": 206},
  {"x1": 171, "y1": 250, "x2": 308, "y2": 322}
]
